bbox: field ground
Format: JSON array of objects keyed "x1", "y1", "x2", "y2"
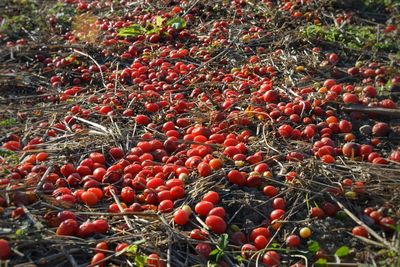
[{"x1": 0, "y1": 0, "x2": 400, "y2": 266}]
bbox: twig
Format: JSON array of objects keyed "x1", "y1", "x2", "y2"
[
  {"x1": 330, "y1": 195, "x2": 399, "y2": 253},
  {"x1": 34, "y1": 164, "x2": 53, "y2": 194},
  {"x1": 109, "y1": 189, "x2": 134, "y2": 229}
]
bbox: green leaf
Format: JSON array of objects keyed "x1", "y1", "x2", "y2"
[
  {"x1": 1, "y1": 166, "x2": 11, "y2": 175},
  {"x1": 0, "y1": 118, "x2": 17, "y2": 127},
  {"x1": 234, "y1": 255, "x2": 245, "y2": 263},
  {"x1": 209, "y1": 248, "x2": 224, "y2": 263},
  {"x1": 126, "y1": 244, "x2": 138, "y2": 254},
  {"x1": 166, "y1": 17, "x2": 186, "y2": 30},
  {"x1": 305, "y1": 193, "x2": 310, "y2": 211},
  {"x1": 209, "y1": 249, "x2": 220, "y2": 257},
  {"x1": 146, "y1": 26, "x2": 161, "y2": 35},
  {"x1": 0, "y1": 148, "x2": 14, "y2": 157},
  {"x1": 155, "y1": 16, "x2": 164, "y2": 26},
  {"x1": 134, "y1": 255, "x2": 148, "y2": 267},
  {"x1": 15, "y1": 229, "x2": 25, "y2": 236},
  {"x1": 218, "y1": 233, "x2": 229, "y2": 250},
  {"x1": 335, "y1": 245, "x2": 350, "y2": 258},
  {"x1": 336, "y1": 211, "x2": 348, "y2": 220},
  {"x1": 269, "y1": 243, "x2": 280, "y2": 248},
  {"x1": 117, "y1": 24, "x2": 145, "y2": 37},
  {"x1": 207, "y1": 262, "x2": 218, "y2": 267},
  {"x1": 209, "y1": 235, "x2": 228, "y2": 263},
  {"x1": 216, "y1": 252, "x2": 223, "y2": 262},
  {"x1": 307, "y1": 240, "x2": 320, "y2": 253},
  {"x1": 315, "y1": 258, "x2": 327, "y2": 266}
]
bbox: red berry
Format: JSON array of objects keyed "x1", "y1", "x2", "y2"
[
  {"x1": 148, "y1": 253, "x2": 166, "y2": 267},
  {"x1": 254, "y1": 235, "x2": 268, "y2": 249},
  {"x1": 195, "y1": 243, "x2": 212, "y2": 258},
  {"x1": 135, "y1": 115, "x2": 151, "y2": 125},
  {"x1": 195, "y1": 201, "x2": 214, "y2": 216},
  {"x1": 227, "y1": 170, "x2": 246, "y2": 185},
  {"x1": 56, "y1": 219, "x2": 79, "y2": 236},
  {"x1": 263, "y1": 251, "x2": 281, "y2": 266},
  {"x1": 380, "y1": 217, "x2": 395, "y2": 231},
  {"x1": 121, "y1": 187, "x2": 135, "y2": 204},
  {"x1": 263, "y1": 185, "x2": 278, "y2": 197},
  {"x1": 93, "y1": 219, "x2": 109, "y2": 234},
  {"x1": 197, "y1": 162, "x2": 212, "y2": 177},
  {"x1": 310, "y1": 207, "x2": 325, "y2": 219},
  {"x1": 241, "y1": 243, "x2": 257, "y2": 258},
  {"x1": 158, "y1": 200, "x2": 173, "y2": 213},
  {"x1": 250, "y1": 227, "x2": 271, "y2": 241},
  {"x1": 95, "y1": 242, "x2": 109, "y2": 253},
  {"x1": 205, "y1": 215, "x2": 227, "y2": 233},
  {"x1": 174, "y1": 209, "x2": 189, "y2": 225},
  {"x1": 270, "y1": 209, "x2": 285, "y2": 221},
  {"x1": 0, "y1": 239, "x2": 10, "y2": 260},
  {"x1": 208, "y1": 207, "x2": 226, "y2": 218},
  {"x1": 272, "y1": 197, "x2": 286, "y2": 210},
  {"x1": 286, "y1": 234, "x2": 301, "y2": 247},
  {"x1": 91, "y1": 253, "x2": 106, "y2": 267},
  {"x1": 202, "y1": 191, "x2": 220, "y2": 204},
  {"x1": 81, "y1": 191, "x2": 98, "y2": 206},
  {"x1": 352, "y1": 226, "x2": 368, "y2": 238}
]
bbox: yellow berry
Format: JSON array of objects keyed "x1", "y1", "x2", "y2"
[
  {"x1": 182, "y1": 205, "x2": 192, "y2": 216},
  {"x1": 299, "y1": 227, "x2": 312, "y2": 238},
  {"x1": 230, "y1": 224, "x2": 241, "y2": 232},
  {"x1": 235, "y1": 161, "x2": 245, "y2": 167},
  {"x1": 345, "y1": 191, "x2": 357, "y2": 199}
]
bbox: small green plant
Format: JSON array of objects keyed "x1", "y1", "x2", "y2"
[
  {"x1": 117, "y1": 16, "x2": 186, "y2": 37},
  {"x1": 123, "y1": 240, "x2": 148, "y2": 267},
  {"x1": 48, "y1": 2, "x2": 76, "y2": 29},
  {"x1": 307, "y1": 240, "x2": 320, "y2": 253},
  {"x1": 0, "y1": 148, "x2": 19, "y2": 167},
  {"x1": 363, "y1": 0, "x2": 398, "y2": 9},
  {"x1": 0, "y1": 0, "x2": 42, "y2": 33},
  {"x1": 302, "y1": 25, "x2": 399, "y2": 53},
  {"x1": 335, "y1": 245, "x2": 350, "y2": 258},
  {"x1": 0, "y1": 118, "x2": 17, "y2": 127},
  {"x1": 209, "y1": 233, "x2": 229, "y2": 263}
]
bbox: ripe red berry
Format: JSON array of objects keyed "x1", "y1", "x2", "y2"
[
  {"x1": 286, "y1": 234, "x2": 301, "y2": 247},
  {"x1": 95, "y1": 242, "x2": 109, "y2": 253},
  {"x1": 158, "y1": 200, "x2": 173, "y2": 213},
  {"x1": 197, "y1": 162, "x2": 212, "y2": 177},
  {"x1": 135, "y1": 114, "x2": 151, "y2": 125},
  {"x1": 91, "y1": 253, "x2": 106, "y2": 267},
  {"x1": 310, "y1": 207, "x2": 325, "y2": 219},
  {"x1": 352, "y1": 226, "x2": 368, "y2": 238},
  {"x1": 195, "y1": 201, "x2": 214, "y2": 216},
  {"x1": 263, "y1": 251, "x2": 281, "y2": 266},
  {"x1": 254, "y1": 235, "x2": 268, "y2": 249},
  {"x1": 56, "y1": 219, "x2": 79, "y2": 236},
  {"x1": 205, "y1": 215, "x2": 227, "y2": 233},
  {"x1": 272, "y1": 197, "x2": 286, "y2": 210},
  {"x1": 93, "y1": 219, "x2": 109, "y2": 234},
  {"x1": 227, "y1": 170, "x2": 246, "y2": 185},
  {"x1": 241, "y1": 243, "x2": 257, "y2": 259},
  {"x1": 174, "y1": 209, "x2": 189, "y2": 225},
  {"x1": 195, "y1": 243, "x2": 212, "y2": 258},
  {"x1": 270, "y1": 209, "x2": 285, "y2": 221},
  {"x1": 208, "y1": 207, "x2": 226, "y2": 218},
  {"x1": 250, "y1": 227, "x2": 271, "y2": 241},
  {"x1": 81, "y1": 191, "x2": 98, "y2": 206},
  {"x1": 0, "y1": 239, "x2": 11, "y2": 260},
  {"x1": 202, "y1": 191, "x2": 220, "y2": 204},
  {"x1": 263, "y1": 185, "x2": 278, "y2": 197},
  {"x1": 121, "y1": 187, "x2": 135, "y2": 204}
]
